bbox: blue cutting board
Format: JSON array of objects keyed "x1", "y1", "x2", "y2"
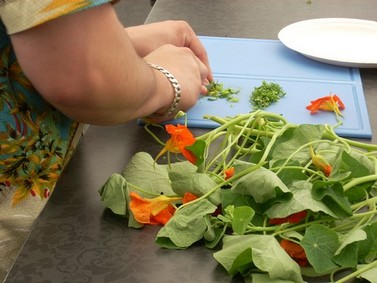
[{"x1": 161, "y1": 36, "x2": 372, "y2": 139}]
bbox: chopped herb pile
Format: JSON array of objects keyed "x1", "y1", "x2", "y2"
[
  {"x1": 250, "y1": 80, "x2": 286, "y2": 109},
  {"x1": 205, "y1": 81, "x2": 240, "y2": 103}
]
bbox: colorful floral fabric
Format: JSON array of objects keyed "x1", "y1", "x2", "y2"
[{"x1": 0, "y1": 0, "x2": 112, "y2": 205}]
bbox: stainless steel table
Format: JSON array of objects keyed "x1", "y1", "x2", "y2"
[{"x1": 5, "y1": 1, "x2": 377, "y2": 282}]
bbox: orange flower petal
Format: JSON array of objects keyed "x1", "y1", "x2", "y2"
[
  {"x1": 269, "y1": 211, "x2": 307, "y2": 225},
  {"x1": 333, "y1": 94, "x2": 345, "y2": 109},
  {"x1": 224, "y1": 167, "x2": 235, "y2": 180},
  {"x1": 180, "y1": 148, "x2": 197, "y2": 164},
  {"x1": 155, "y1": 124, "x2": 198, "y2": 164},
  {"x1": 182, "y1": 192, "x2": 198, "y2": 203},
  {"x1": 129, "y1": 192, "x2": 181, "y2": 225},
  {"x1": 306, "y1": 94, "x2": 345, "y2": 116},
  {"x1": 310, "y1": 146, "x2": 332, "y2": 177},
  {"x1": 150, "y1": 205, "x2": 175, "y2": 225},
  {"x1": 280, "y1": 239, "x2": 308, "y2": 267}
]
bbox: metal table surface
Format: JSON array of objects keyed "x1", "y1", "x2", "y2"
[{"x1": 5, "y1": 0, "x2": 377, "y2": 282}]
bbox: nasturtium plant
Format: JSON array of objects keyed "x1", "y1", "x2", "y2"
[{"x1": 99, "y1": 110, "x2": 377, "y2": 282}]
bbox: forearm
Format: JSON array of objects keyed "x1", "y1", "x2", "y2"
[{"x1": 10, "y1": 5, "x2": 175, "y2": 125}]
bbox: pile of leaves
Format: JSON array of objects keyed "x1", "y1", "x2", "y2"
[{"x1": 99, "y1": 110, "x2": 377, "y2": 283}]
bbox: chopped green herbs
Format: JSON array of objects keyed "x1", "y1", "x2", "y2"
[
  {"x1": 250, "y1": 80, "x2": 286, "y2": 109},
  {"x1": 205, "y1": 81, "x2": 240, "y2": 103}
]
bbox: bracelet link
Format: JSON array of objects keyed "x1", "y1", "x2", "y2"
[{"x1": 148, "y1": 63, "x2": 181, "y2": 117}]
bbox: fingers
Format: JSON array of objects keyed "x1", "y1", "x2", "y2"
[
  {"x1": 187, "y1": 38, "x2": 213, "y2": 82},
  {"x1": 193, "y1": 55, "x2": 210, "y2": 95},
  {"x1": 178, "y1": 22, "x2": 213, "y2": 82}
]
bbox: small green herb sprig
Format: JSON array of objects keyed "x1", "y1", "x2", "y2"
[
  {"x1": 206, "y1": 81, "x2": 240, "y2": 103},
  {"x1": 251, "y1": 80, "x2": 286, "y2": 109}
]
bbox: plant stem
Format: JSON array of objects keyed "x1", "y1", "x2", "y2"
[
  {"x1": 343, "y1": 174, "x2": 377, "y2": 191},
  {"x1": 335, "y1": 260, "x2": 377, "y2": 283}
]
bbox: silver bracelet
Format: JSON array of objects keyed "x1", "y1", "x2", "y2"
[{"x1": 148, "y1": 63, "x2": 181, "y2": 117}]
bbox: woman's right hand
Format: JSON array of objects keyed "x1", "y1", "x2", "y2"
[{"x1": 144, "y1": 44, "x2": 209, "y2": 121}]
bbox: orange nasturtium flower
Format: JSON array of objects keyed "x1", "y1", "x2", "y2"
[
  {"x1": 182, "y1": 192, "x2": 198, "y2": 203},
  {"x1": 306, "y1": 93, "x2": 345, "y2": 116},
  {"x1": 280, "y1": 239, "x2": 308, "y2": 267},
  {"x1": 129, "y1": 191, "x2": 181, "y2": 225},
  {"x1": 309, "y1": 145, "x2": 332, "y2": 177},
  {"x1": 269, "y1": 211, "x2": 307, "y2": 225},
  {"x1": 224, "y1": 167, "x2": 235, "y2": 180},
  {"x1": 155, "y1": 124, "x2": 197, "y2": 164}
]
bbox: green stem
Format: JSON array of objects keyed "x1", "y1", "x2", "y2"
[
  {"x1": 323, "y1": 126, "x2": 377, "y2": 152},
  {"x1": 177, "y1": 162, "x2": 264, "y2": 211},
  {"x1": 144, "y1": 124, "x2": 166, "y2": 146},
  {"x1": 351, "y1": 196, "x2": 377, "y2": 210},
  {"x1": 197, "y1": 111, "x2": 287, "y2": 141},
  {"x1": 335, "y1": 260, "x2": 377, "y2": 283},
  {"x1": 343, "y1": 174, "x2": 377, "y2": 191},
  {"x1": 204, "y1": 113, "x2": 255, "y2": 173},
  {"x1": 271, "y1": 218, "x2": 333, "y2": 237},
  {"x1": 197, "y1": 112, "x2": 260, "y2": 140}
]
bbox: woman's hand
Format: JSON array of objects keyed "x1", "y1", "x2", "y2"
[
  {"x1": 144, "y1": 44, "x2": 209, "y2": 121},
  {"x1": 127, "y1": 21, "x2": 213, "y2": 82}
]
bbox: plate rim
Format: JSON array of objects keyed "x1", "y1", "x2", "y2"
[{"x1": 278, "y1": 18, "x2": 377, "y2": 68}]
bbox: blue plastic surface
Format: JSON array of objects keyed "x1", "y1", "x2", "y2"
[{"x1": 158, "y1": 36, "x2": 372, "y2": 138}]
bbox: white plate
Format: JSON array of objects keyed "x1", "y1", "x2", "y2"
[{"x1": 278, "y1": 18, "x2": 377, "y2": 68}]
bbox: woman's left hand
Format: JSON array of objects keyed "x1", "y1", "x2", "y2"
[{"x1": 126, "y1": 20, "x2": 213, "y2": 82}]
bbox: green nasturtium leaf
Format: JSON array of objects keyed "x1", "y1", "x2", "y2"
[
  {"x1": 301, "y1": 224, "x2": 340, "y2": 274},
  {"x1": 122, "y1": 152, "x2": 177, "y2": 196},
  {"x1": 249, "y1": 273, "x2": 298, "y2": 283},
  {"x1": 185, "y1": 139, "x2": 206, "y2": 166},
  {"x1": 336, "y1": 228, "x2": 367, "y2": 256},
  {"x1": 169, "y1": 171, "x2": 221, "y2": 205},
  {"x1": 98, "y1": 173, "x2": 128, "y2": 216},
  {"x1": 333, "y1": 242, "x2": 359, "y2": 268},
  {"x1": 271, "y1": 124, "x2": 325, "y2": 166},
  {"x1": 230, "y1": 248, "x2": 254, "y2": 277},
  {"x1": 275, "y1": 159, "x2": 308, "y2": 186},
  {"x1": 232, "y1": 166, "x2": 291, "y2": 204},
  {"x1": 213, "y1": 234, "x2": 304, "y2": 282},
  {"x1": 358, "y1": 222, "x2": 377, "y2": 263},
  {"x1": 155, "y1": 198, "x2": 217, "y2": 249},
  {"x1": 311, "y1": 180, "x2": 352, "y2": 219},
  {"x1": 221, "y1": 188, "x2": 255, "y2": 209},
  {"x1": 230, "y1": 205, "x2": 255, "y2": 235},
  {"x1": 205, "y1": 223, "x2": 228, "y2": 249},
  {"x1": 332, "y1": 149, "x2": 374, "y2": 181},
  {"x1": 221, "y1": 189, "x2": 266, "y2": 227},
  {"x1": 265, "y1": 180, "x2": 337, "y2": 219},
  {"x1": 333, "y1": 229, "x2": 367, "y2": 268}
]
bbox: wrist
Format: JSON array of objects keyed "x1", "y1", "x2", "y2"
[{"x1": 148, "y1": 63, "x2": 181, "y2": 118}]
